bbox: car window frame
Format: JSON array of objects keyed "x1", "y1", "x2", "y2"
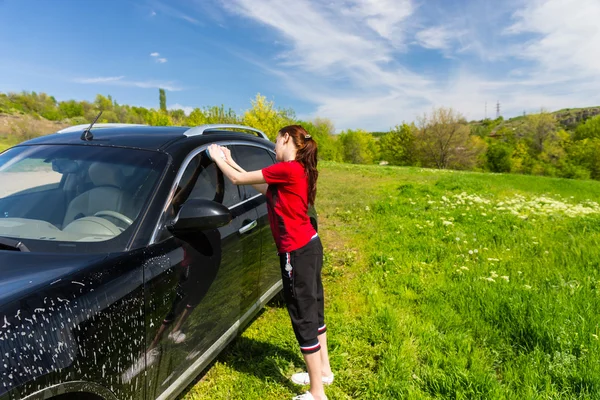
[
  {"x1": 149, "y1": 140, "x2": 276, "y2": 245},
  {"x1": 230, "y1": 144, "x2": 278, "y2": 200}
]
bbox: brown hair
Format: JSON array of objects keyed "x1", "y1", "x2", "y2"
[{"x1": 279, "y1": 125, "x2": 318, "y2": 205}]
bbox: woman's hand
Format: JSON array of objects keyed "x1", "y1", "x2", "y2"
[
  {"x1": 221, "y1": 146, "x2": 233, "y2": 164},
  {"x1": 207, "y1": 144, "x2": 224, "y2": 161}
]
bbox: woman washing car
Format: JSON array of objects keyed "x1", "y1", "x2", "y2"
[{"x1": 207, "y1": 125, "x2": 333, "y2": 400}]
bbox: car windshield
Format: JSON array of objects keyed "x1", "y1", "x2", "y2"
[{"x1": 0, "y1": 144, "x2": 168, "y2": 253}]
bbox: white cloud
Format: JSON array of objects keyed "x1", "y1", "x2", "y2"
[
  {"x1": 150, "y1": 52, "x2": 167, "y2": 63},
  {"x1": 216, "y1": 0, "x2": 600, "y2": 130},
  {"x1": 415, "y1": 26, "x2": 456, "y2": 51},
  {"x1": 74, "y1": 76, "x2": 125, "y2": 84},
  {"x1": 168, "y1": 104, "x2": 194, "y2": 115},
  {"x1": 506, "y1": 0, "x2": 600, "y2": 76},
  {"x1": 73, "y1": 76, "x2": 182, "y2": 91},
  {"x1": 153, "y1": 2, "x2": 200, "y2": 25}
]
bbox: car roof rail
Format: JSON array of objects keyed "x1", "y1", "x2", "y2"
[
  {"x1": 56, "y1": 123, "x2": 148, "y2": 134},
  {"x1": 183, "y1": 124, "x2": 270, "y2": 140}
]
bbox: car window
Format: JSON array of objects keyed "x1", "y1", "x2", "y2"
[
  {"x1": 231, "y1": 145, "x2": 275, "y2": 198},
  {"x1": 158, "y1": 150, "x2": 241, "y2": 242},
  {"x1": 0, "y1": 144, "x2": 168, "y2": 253},
  {"x1": 174, "y1": 151, "x2": 241, "y2": 209}
]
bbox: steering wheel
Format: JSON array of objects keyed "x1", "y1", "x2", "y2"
[{"x1": 94, "y1": 210, "x2": 133, "y2": 226}]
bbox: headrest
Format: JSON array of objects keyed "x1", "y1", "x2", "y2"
[{"x1": 88, "y1": 162, "x2": 124, "y2": 188}]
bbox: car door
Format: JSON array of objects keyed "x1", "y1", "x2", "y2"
[
  {"x1": 142, "y1": 149, "x2": 262, "y2": 399},
  {"x1": 230, "y1": 144, "x2": 281, "y2": 298}
]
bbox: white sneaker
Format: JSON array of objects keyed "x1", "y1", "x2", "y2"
[
  {"x1": 292, "y1": 391, "x2": 328, "y2": 400},
  {"x1": 168, "y1": 330, "x2": 186, "y2": 344},
  {"x1": 291, "y1": 372, "x2": 334, "y2": 386}
]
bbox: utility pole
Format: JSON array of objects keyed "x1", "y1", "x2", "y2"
[
  {"x1": 485, "y1": 102, "x2": 487, "y2": 120},
  {"x1": 496, "y1": 100, "x2": 500, "y2": 119}
]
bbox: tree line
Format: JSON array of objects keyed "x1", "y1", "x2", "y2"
[{"x1": 1, "y1": 90, "x2": 600, "y2": 181}]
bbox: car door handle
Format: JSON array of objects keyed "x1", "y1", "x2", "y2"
[{"x1": 238, "y1": 220, "x2": 258, "y2": 234}]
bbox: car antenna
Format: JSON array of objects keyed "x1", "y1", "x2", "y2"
[{"x1": 81, "y1": 111, "x2": 102, "y2": 141}]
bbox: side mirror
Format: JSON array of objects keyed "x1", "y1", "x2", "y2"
[{"x1": 167, "y1": 199, "x2": 232, "y2": 234}]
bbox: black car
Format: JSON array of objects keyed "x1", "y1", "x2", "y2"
[{"x1": 0, "y1": 123, "x2": 317, "y2": 400}]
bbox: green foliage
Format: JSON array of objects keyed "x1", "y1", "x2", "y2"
[
  {"x1": 59, "y1": 100, "x2": 83, "y2": 118},
  {"x1": 520, "y1": 111, "x2": 559, "y2": 154},
  {"x1": 485, "y1": 142, "x2": 512, "y2": 173},
  {"x1": 574, "y1": 115, "x2": 600, "y2": 140},
  {"x1": 566, "y1": 138, "x2": 600, "y2": 179},
  {"x1": 159, "y1": 88, "x2": 167, "y2": 112},
  {"x1": 338, "y1": 129, "x2": 379, "y2": 164},
  {"x1": 379, "y1": 123, "x2": 417, "y2": 166},
  {"x1": 145, "y1": 110, "x2": 173, "y2": 126},
  {"x1": 243, "y1": 93, "x2": 294, "y2": 140},
  {"x1": 415, "y1": 107, "x2": 484, "y2": 170},
  {"x1": 94, "y1": 94, "x2": 113, "y2": 111},
  {"x1": 3, "y1": 90, "x2": 600, "y2": 183},
  {"x1": 302, "y1": 118, "x2": 342, "y2": 162}
]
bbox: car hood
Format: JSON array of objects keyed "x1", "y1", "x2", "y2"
[{"x1": 0, "y1": 250, "x2": 110, "y2": 304}]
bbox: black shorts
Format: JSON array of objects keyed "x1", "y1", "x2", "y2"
[{"x1": 279, "y1": 235, "x2": 327, "y2": 354}]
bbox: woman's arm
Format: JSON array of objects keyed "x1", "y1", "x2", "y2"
[
  {"x1": 208, "y1": 144, "x2": 268, "y2": 195},
  {"x1": 221, "y1": 147, "x2": 270, "y2": 195}
]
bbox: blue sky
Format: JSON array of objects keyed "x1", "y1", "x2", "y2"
[{"x1": 1, "y1": 0, "x2": 599, "y2": 131}]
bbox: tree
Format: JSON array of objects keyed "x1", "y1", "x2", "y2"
[
  {"x1": 242, "y1": 93, "x2": 294, "y2": 140},
  {"x1": 159, "y1": 89, "x2": 167, "y2": 113},
  {"x1": 565, "y1": 137, "x2": 600, "y2": 179},
  {"x1": 94, "y1": 94, "x2": 113, "y2": 111},
  {"x1": 415, "y1": 107, "x2": 480, "y2": 169},
  {"x1": 204, "y1": 105, "x2": 239, "y2": 124},
  {"x1": 146, "y1": 110, "x2": 173, "y2": 126},
  {"x1": 379, "y1": 123, "x2": 417, "y2": 166},
  {"x1": 485, "y1": 142, "x2": 512, "y2": 172},
  {"x1": 169, "y1": 109, "x2": 186, "y2": 125},
  {"x1": 520, "y1": 110, "x2": 558, "y2": 153},
  {"x1": 302, "y1": 118, "x2": 342, "y2": 161},
  {"x1": 338, "y1": 129, "x2": 378, "y2": 164},
  {"x1": 59, "y1": 100, "x2": 84, "y2": 118},
  {"x1": 574, "y1": 114, "x2": 600, "y2": 140}
]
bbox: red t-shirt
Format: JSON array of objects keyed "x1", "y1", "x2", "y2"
[{"x1": 262, "y1": 161, "x2": 316, "y2": 253}]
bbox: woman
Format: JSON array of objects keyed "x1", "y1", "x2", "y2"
[{"x1": 207, "y1": 125, "x2": 333, "y2": 400}]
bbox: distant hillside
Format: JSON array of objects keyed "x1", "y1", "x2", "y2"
[{"x1": 480, "y1": 106, "x2": 600, "y2": 136}]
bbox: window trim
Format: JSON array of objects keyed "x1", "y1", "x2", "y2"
[{"x1": 149, "y1": 141, "x2": 275, "y2": 245}]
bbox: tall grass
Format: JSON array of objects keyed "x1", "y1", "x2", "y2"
[{"x1": 183, "y1": 163, "x2": 599, "y2": 399}]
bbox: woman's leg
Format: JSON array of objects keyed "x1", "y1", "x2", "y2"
[
  {"x1": 315, "y1": 238, "x2": 333, "y2": 378},
  {"x1": 318, "y1": 331, "x2": 333, "y2": 377},
  {"x1": 304, "y1": 350, "x2": 325, "y2": 399}
]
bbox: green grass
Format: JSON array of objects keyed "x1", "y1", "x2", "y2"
[
  {"x1": 181, "y1": 162, "x2": 600, "y2": 399},
  {"x1": 0, "y1": 137, "x2": 18, "y2": 152}
]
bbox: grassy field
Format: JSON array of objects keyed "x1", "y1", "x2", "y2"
[
  {"x1": 180, "y1": 162, "x2": 600, "y2": 399},
  {"x1": 0, "y1": 138, "x2": 14, "y2": 152}
]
